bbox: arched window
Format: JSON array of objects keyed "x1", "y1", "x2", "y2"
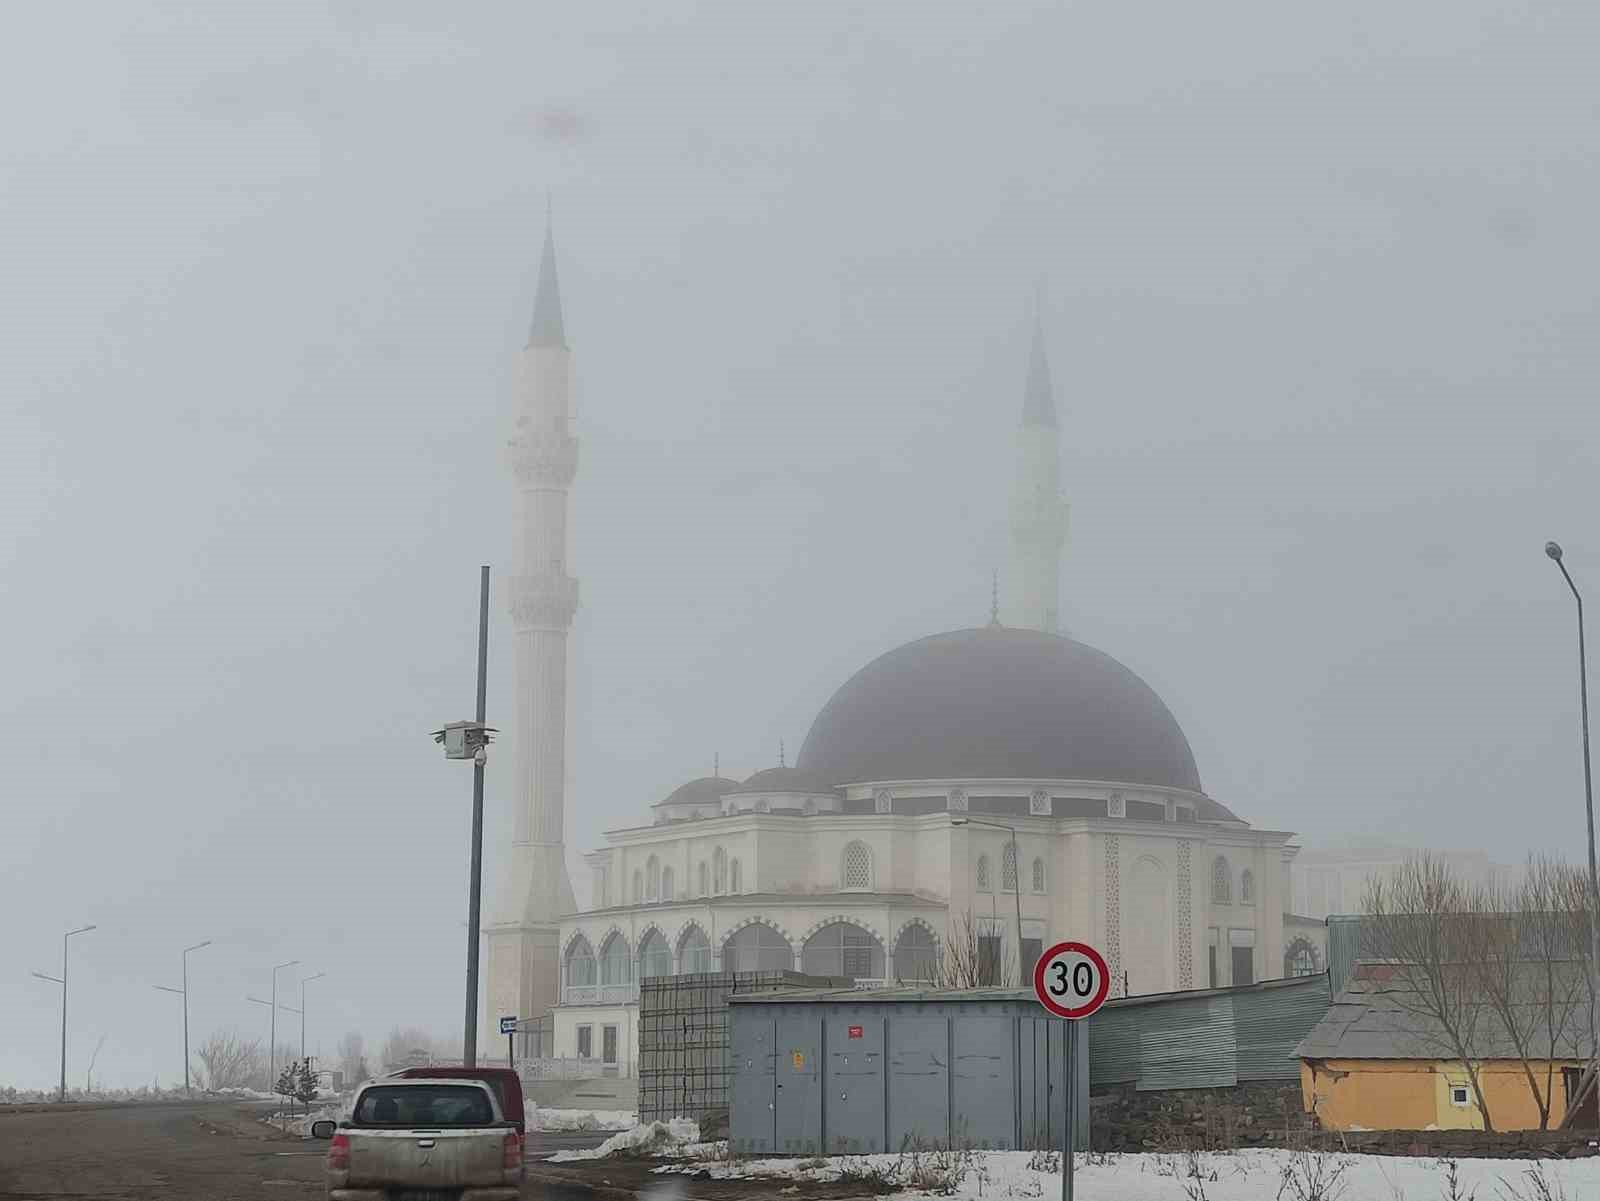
[
  {"x1": 755, "y1": 799, "x2": 770, "y2": 813},
  {"x1": 679, "y1": 925, "x2": 713, "y2": 974},
  {"x1": 893, "y1": 925, "x2": 940, "y2": 984},
  {"x1": 723, "y1": 923, "x2": 792, "y2": 972},
  {"x1": 802, "y1": 922, "x2": 885, "y2": 982},
  {"x1": 1285, "y1": 939, "x2": 1319, "y2": 977},
  {"x1": 1032, "y1": 857, "x2": 1046, "y2": 893},
  {"x1": 639, "y1": 929, "x2": 673, "y2": 979},
  {"x1": 661, "y1": 865, "x2": 674, "y2": 901},
  {"x1": 730, "y1": 858, "x2": 742, "y2": 893},
  {"x1": 714, "y1": 847, "x2": 728, "y2": 894},
  {"x1": 598, "y1": 932, "x2": 631, "y2": 986},
  {"x1": 803, "y1": 798, "x2": 817, "y2": 816},
  {"x1": 976, "y1": 854, "x2": 992, "y2": 892},
  {"x1": 842, "y1": 841, "x2": 873, "y2": 890},
  {"x1": 565, "y1": 935, "x2": 596, "y2": 987},
  {"x1": 698, "y1": 862, "x2": 708, "y2": 896},
  {"x1": 646, "y1": 855, "x2": 660, "y2": 902},
  {"x1": 1002, "y1": 842, "x2": 1019, "y2": 892},
  {"x1": 1240, "y1": 869, "x2": 1255, "y2": 905},
  {"x1": 632, "y1": 870, "x2": 643, "y2": 905},
  {"x1": 1212, "y1": 856, "x2": 1232, "y2": 904}
]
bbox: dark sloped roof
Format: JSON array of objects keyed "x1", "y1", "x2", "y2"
[
  {"x1": 797, "y1": 627, "x2": 1204, "y2": 794},
  {"x1": 651, "y1": 776, "x2": 741, "y2": 808},
  {"x1": 732, "y1": 766, "x2": 837, "y2": 795}
]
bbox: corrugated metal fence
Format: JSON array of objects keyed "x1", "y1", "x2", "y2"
[{"x1": 1089, "y1": 974, "x2": 1331, "y2": 1091}]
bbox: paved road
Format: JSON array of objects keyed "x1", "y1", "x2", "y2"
[{"x1": 0, "y1": 1100, "x2": 614, "y2": 1200}]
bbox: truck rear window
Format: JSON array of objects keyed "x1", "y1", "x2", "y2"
[{"x1": 354, "y1": 1084, "x2": 494, "y2": 1126}]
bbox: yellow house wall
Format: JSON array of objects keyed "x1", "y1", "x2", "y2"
[{"x1": 1302, "y1": 1059, "x2": 1584, "y2": 1132}]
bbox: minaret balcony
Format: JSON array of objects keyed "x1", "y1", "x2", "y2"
[
  {"x1": 508, "y1": 572, "x2": 580, "y2": 630},
  {"x1": 507, "y1": 432, "x2": 579, "y2": 488}
]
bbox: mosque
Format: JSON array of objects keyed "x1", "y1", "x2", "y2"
[{"x1": 482, "y1": 222, "x2": 1314, "y2": 1074}]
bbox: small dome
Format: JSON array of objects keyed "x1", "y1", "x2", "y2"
[
  {"x1": 732, "y1": 766, "x2": 837, "y2": 796},
  {"x1": 798, "y1": 627, "x2": 1204, "y2": 793},
  {"x1": 653, "y1": 776, "x2": 742, "y2": 808}
]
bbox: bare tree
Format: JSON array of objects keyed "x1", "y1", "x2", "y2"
[
  {"x1": 336, "y1": 1031, "x2": 365, "y2": 1084},
  {"x1": 1363, "y1": 854, "x2": 1497, "y2": 1130},
  {"x1": 192, "y1": 1028, "x2": 264, "y2": 1091},
  {"x1": 932, "y1": 910, "x2": 1018, "y2": 989},
  {"x1": 379, "y1": 1026, "x2": 441, "y2": 1072},
  {"x1": 85, "y1": 1035, "x2": 107, "y2": 1094},
  {"x1": 1518, "y1": 856, "x2": 1590, "y2": 1128}
]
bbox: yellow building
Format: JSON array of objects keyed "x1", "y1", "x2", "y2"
[{"x1": 1297, "y1": 968, "x2": 1595, "y2": 1132}]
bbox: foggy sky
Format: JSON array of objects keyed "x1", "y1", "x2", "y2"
[{"x1": 4, "y1": 1, "x2": 1598, "y2": 1089}]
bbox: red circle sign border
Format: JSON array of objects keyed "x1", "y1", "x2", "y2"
[{"x1": 1032, "y1": 940, "x2": 1110, "y2": 1020}]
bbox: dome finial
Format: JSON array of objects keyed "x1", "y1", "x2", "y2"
[
  {"x1": 779, "y1": 738, "x2": 786, "y2": 768},
  {"x1": 989, "y1": 569, "x2": 1002, "y2": 627},
  {"x1": 713, "y1": 751, "x2": 719, "y2": 778}
]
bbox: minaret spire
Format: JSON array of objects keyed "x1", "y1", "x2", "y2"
[
  {"x1": 526, "y1": 199, "x2": 567, "y2": 349},
  {"x1": 1005, "y1": 300, "x2": 1069, "y2": 633}
]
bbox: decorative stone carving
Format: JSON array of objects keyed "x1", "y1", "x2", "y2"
[
  {"x1": 1107, "y1": 792, "x2": 1125, "y2": 818},
  {"x1": 874, "y1": 789, "x2": 893, "y2": 814},
  {"x1": 946, "y1": 788, "x2": 969, "y2": 812},
  {"x1": 508, "y1": 572, "x2": 579, "y2": 630},
  {"x1": 1104, "y1": 835, "x2": 1121, "y2": 995},
  {"x1": 507, "y1": 433, "x2": 578, "y2": 488},
  {"x1": 1176, "y1": 840, "x2": 1194, "y2": 989},
  {"x1": 1029, "y1": 789, "x2": 1051, "y2": 816}
]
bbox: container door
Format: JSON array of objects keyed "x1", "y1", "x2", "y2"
[
  {"x1": 887, "y1": 1015, "x2": 948, "y2": 1152},
  {"x1": 825, "y1": 1015, "x2": 884, "y2": 1153},
  {"x1": 952, "y1": 1016, "x2": 1014, "y2": 1150},
  {"x1": 730, "y1": 1014, "x2": 776, "y2": 1153},
  {"x1": 776, "y1": 1013, "x2": 822, "y2": 1154}
]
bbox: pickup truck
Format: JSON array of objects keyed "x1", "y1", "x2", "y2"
[
  {"x1": 311, "y1": 1078, "x2": 523, "y2": 1201},
  {"x1": 390, "y1": 1065, "x2": 526, "y2": 1135}
]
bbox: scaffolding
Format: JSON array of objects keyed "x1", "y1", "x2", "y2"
[{"x1": 637, "y1": 971, "x2": 845, "y2": 1125}]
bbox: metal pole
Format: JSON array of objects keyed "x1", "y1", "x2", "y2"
[
  {"x1": 464, "y1": 564, "x2": 490, "y2": 1067},
  {"x1": 269, "y1": 960, "x2": 297, "y2": 1092},
  {"x1": 1012, "y1": 827, "x2": 1025, "y2": 987},
  {"x1": 182, "y1": 953, "x2": 190, "y2": 1096},
  {"x1": 1063, "y1": 1021, "x2": 1074, "y2": 1201},
  {"x1": 60, "y1": 932, "x2": 68, "y2": 1104},
  {"x1": 1550, "y1": 545, "x2": 1599, "y2": 1088}
]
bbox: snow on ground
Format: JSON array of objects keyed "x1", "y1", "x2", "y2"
[
  {"x1": 545, "y1": 1118, "x2": 701, "y2": 1160},
  {"x1": 529, "y1": 1107, "x2": 637, "y2": 1132},
  {"x1": 652, "y1": 1146, "x2": 1600, "y2": 1200}
]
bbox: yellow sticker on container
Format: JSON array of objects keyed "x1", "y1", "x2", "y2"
[{"x1": 792, "y1": 1051, "x2": 805, "y2": 1070}]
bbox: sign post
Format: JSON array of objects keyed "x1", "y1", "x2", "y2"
[
  {"x1": 1032, "y1": 940, "x2": 1109, "y2": 1201},
  {"x1": 499, "y1": 1016, "x2": 518, "y2": 1070}
]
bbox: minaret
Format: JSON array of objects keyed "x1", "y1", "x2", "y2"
[
  {"x1": 485, "y1": 211, "x2": 579, "y2": 1042},
  {"x1": 1005, "y1": 316, "x2": 1069, "y2": 632}
]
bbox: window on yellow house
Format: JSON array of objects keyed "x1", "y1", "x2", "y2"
[{"x1": 1450, "y1": 1086, "x2": 1470, "y2": 1107}]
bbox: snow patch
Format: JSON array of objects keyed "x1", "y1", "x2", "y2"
[
  {"x1": 546, "y1": 1118, "x2": 701, "y2": 1160},
  {"x1": 530, "y1": 1107, "x2": 637, "y2": 1132}
]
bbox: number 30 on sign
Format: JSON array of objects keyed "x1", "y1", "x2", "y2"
[{"x1": 1032, "y1": 940, "x2": 1110, "y2": 1020}]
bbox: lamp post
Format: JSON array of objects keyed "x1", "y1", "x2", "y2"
[
  {"x1": 153, "y1": 939, "x2": 211, "y2": 1096},
  {"x1": 1546, "y1": 541, "x2": 1600, "y2": 1085},
  {"x1": 31, "y1": 923, "x2": 95, "y2": 1102},
  {"x1": 300, "y1": 972, "x2": 325, "y2": 1062},
  {"x1": 950, "y1": 817, "x2": 1026, "y2": 986},
  {"x1": 269, "y1": 960, "x2": 299, "y2": 1089},
  {"x1": 432, "y1": 565, "x2": 495, "y2": 1068}
]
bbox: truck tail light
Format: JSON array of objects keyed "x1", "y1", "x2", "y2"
[
  {"x1": 328, "y1": 1132, "x2": 350, "y2": 1170},
  {"x1": 503, "y1": 1130, "x2": 522, "y2": 1169}
]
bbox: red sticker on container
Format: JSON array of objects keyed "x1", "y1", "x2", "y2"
[{"x1": 848, "y1": 1025, "x2": 864, "y2": 1039}]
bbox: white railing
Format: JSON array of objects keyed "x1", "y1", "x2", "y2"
[
  {"x1": 851, "y1": 978, "x2": 891, "y2": 991},
  {"x1": 518, "y1": 1057, "x2": 605, "y2": 1081},
  {"x1": 562, "y1": 983, "x2": 639, "y2": 1006}
]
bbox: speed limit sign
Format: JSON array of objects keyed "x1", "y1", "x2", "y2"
[{"x1": 1032, "y1": 940, "x2": 1109, "y2": 1021}]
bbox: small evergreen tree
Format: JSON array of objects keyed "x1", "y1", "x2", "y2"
[
  {"x1": 274, "y1": 1060, "x2": 297, "y2": 1124},
  {"x1": 295, "y1": 1060, "x2": 318, "y2": 1111}
]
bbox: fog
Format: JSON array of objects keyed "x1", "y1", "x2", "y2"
[{"x1": 3, "y1": 1, "x2": 1597, "y2": 1089}]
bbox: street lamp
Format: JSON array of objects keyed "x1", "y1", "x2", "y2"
[
  {"x1": 432, "y1": 564, "x2": 495, "y2": 1068},
  {"x1": 153, "y1": 939, "x2": 211, "y2": 1096},
  {"x1": 1546, "y1": 541, "x2": 1600, "y2": 1102},
  {"x1": 269, "y1": 960, "x2": 299, "y2": 1089},
  {"x1": 300, "y1": 972, "x2": 326, "y2": 1062},
  {"x1": 31, "y1": 923, "x2": 95, "y2": 1102},
  {"x1": 950, "y1": 817, "x2": 1027, "y2": 987}
]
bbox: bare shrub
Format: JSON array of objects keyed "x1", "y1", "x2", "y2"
[
  {"x1": 1495, "y1": 1162, "x2": 1570, "y2": 1201},
  {"x1": 1276, "y1": 1150, "x2": 1351, "y2": 1201}
]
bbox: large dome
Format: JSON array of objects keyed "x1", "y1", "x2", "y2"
[{"x1": 797, "y1": 627, "x2": 1203, "y2": 793}]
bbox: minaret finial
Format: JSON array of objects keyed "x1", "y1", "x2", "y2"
[
  {"x1": 779, "y1": 739, "x2": 786, "y2": 769},
  {"x1": 989, "y1": 569, "x2": 1001, "y2": 627},
  {"x1": 714, "y1": 751, "x2": 720, "y2": 778}
]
